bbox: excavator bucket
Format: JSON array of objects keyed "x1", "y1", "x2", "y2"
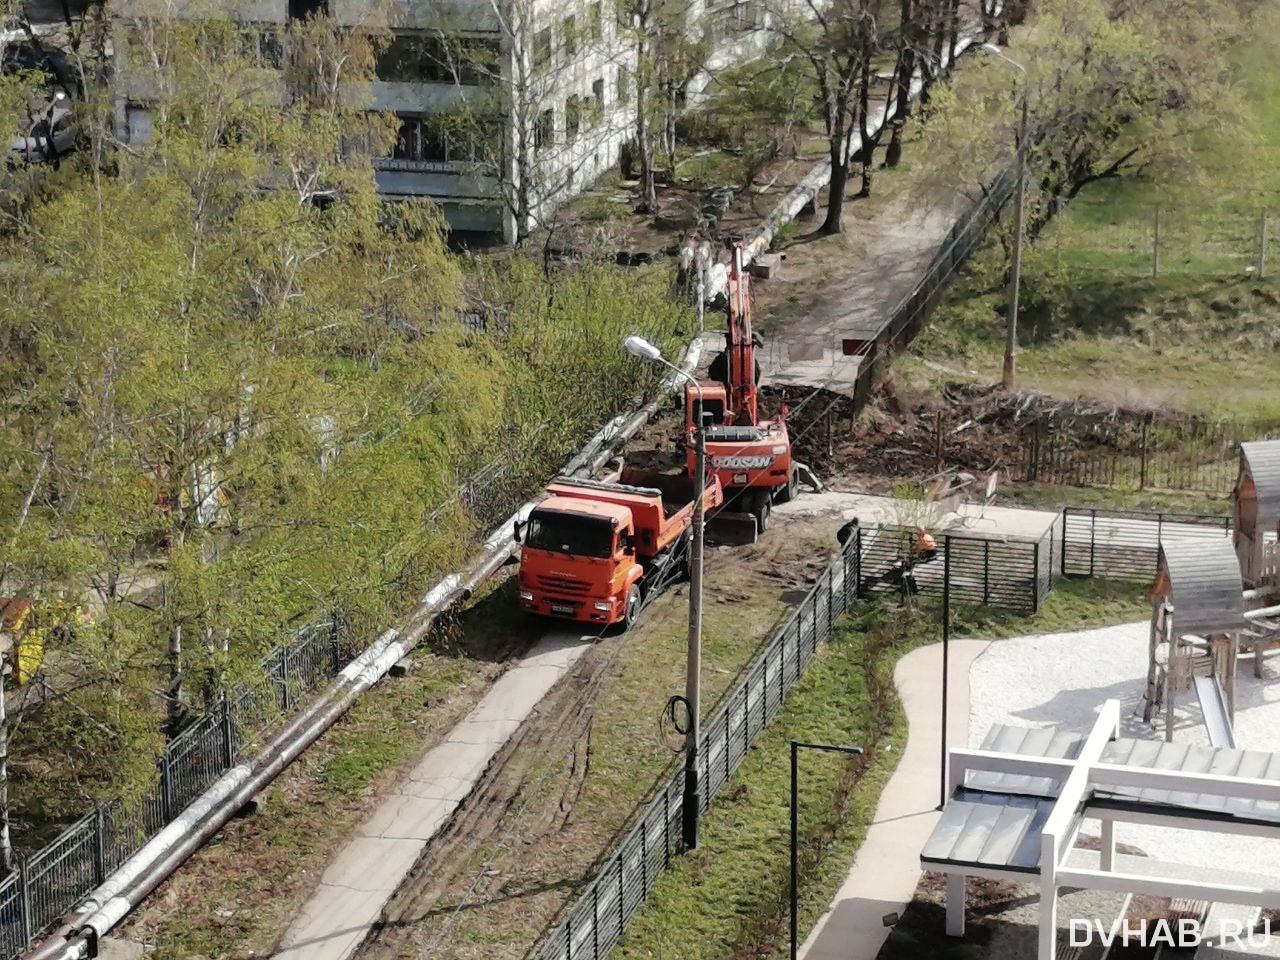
[{"x1": 705, "y1": 511, "x2": 759, "y2": 547}]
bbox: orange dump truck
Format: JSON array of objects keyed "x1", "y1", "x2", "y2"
[{"x1": 516, "y1": 467, "x2": 724, "y2": 630}]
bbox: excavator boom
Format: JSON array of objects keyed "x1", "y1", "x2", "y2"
[{"x1": 726, "y1": 246, "x2": 759, "y2": 426}]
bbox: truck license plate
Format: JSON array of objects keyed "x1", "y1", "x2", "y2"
[
  {"x1": 551, "y1": 603, "x2": 575, "y2": 615},
  {"x1": 733, "y1": 473, "x2": 748, "y2": 485}
]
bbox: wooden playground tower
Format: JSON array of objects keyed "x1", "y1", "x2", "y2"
[
  {"x1": 1144, "y1": 540, "x2": 1246, "y2": 745},
  {"x1": 1145, "y1": 441, "x2": 1280, "y2": 743}
]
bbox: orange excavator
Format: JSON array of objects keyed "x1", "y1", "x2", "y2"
[{"x1": 686, "y1": 245, "x2": 797, "y2": 537}]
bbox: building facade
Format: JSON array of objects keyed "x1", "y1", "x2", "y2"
[{"x1": 113, "y1": 0, "x2": 777, "y2": 243}]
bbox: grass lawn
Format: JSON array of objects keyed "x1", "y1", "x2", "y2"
[
  {"x1": 897, "y1": 27, "x2": 1280, "y2": 420},
  {"x1": 609, "y1": 579, "x2": 1150, "y2": 960}
]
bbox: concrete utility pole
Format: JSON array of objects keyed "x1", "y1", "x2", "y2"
[
  {"x1": 623, "y1": 334, "x2": 706, "y2": 849},
  {"x1": 981, "y1": 44, "x2": 1028, "y2": 392}
]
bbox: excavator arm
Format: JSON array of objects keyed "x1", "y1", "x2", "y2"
[{"x1": 725, "y1": 246, "x2": 759, "y2": 426}]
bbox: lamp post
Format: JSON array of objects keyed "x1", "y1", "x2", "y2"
[
  {"x1": 980, "y1": 43, "x2": 1028, "y2": 392},
  {"x1": 790, "y1": 740, "x2": 864, "y2": 960},
  {"x1": 624, "y1": 334, "x2": 706, "y2": 850}
]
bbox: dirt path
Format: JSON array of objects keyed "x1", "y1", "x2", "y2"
[{"x1": 353, "y1": 509, "x2": 849, "y2": 960}]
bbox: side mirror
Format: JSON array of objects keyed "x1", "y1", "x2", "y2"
[{"x1": 513, "y1": 520, "x2": 524, "y2": 543}]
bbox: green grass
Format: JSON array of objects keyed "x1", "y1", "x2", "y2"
[
  {"x1": 996, "y1": 482, "x2": 1230, "y2": 517},
  {"x1": 610, "y1": 580, "x2": 1149, "y2": 960},
  {"x1": 899, "y1": 28, "x2": 1280, "y2": 420}
]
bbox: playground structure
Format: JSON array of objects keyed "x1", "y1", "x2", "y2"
[
  {"x1": 1142, "y1": 539, "x2": 1247, "y2": 747},
  {"x1": 924, "y1": 700, "x2": 1280, "y2": 960},
  {"x1": 1233, "y1": 439, "x2": 1280, "y2": 589}
]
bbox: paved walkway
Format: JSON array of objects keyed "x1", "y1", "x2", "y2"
[
  {"x1": 798, "y1": 638, "x2": 990, "y2": 960},
  {"x1": 271, "y1": 633, "x2": 593, "y2": 960}
]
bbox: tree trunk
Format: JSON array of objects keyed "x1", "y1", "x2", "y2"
[{"x1": 821, "y1": 139, "x2": 848, "y2": 234}]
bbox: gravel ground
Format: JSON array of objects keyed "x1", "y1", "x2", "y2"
[{"x1": 969, "y1": 621, "x2": 1280, "y2": 894}]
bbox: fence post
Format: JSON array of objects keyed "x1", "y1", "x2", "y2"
[
  {"x1": 617, "y1": 854, "x2": 625, "y2": 935},
  {"x1": 280, "y1": 643, "x2": 292, "y2": 713},
  {"x1": 640, "y1": 808, "x2": 648, "y2": 895},
  {"x1": 1152, "y1": 204, "x2": 1161, "y2": 277},
  {"x1": 1032, "y1": 542, "x2": 1042, "y2": 614},
  {"x1": 222, "y1": 696, "x2": 235, "y2": 769},
  {"x1": 19, "y1": 861, "x2": 31, "y2": 947},
  {"x1": 94, "y1": 804, "x2": 107, "y2": 885},
  {"x1": 160, "y1": 753, "x2": 173, "y2": 824}
]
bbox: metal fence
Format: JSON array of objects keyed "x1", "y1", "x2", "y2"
[
  {"x1": 530, "y1": 513, "x2": 1048, "y2": 960},
  {"x1": 1053, "y1": 199, "x2": 1272, "y2": 278},
  {"x1": 858, "y1": 523, "x2": 1054, "y2": 615},
  {"x1": 1016, "y1": 413, "x2": 1278, "y2": 496},
  {"x1": 1060, "y1": 507, "x2": 1232, "y2": 581},
  {"x1": 0, "y1": 620, "x2": 342, "y2": 960},
  {"x1": 530, "y1": 530, "x2": 859, "y2": 960}
]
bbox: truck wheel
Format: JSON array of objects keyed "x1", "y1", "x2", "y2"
[
  {"x1": 622, "y1": 584, "x2": 642, "y2": 632},
  {"x1": 754, "y1": 492, "x2": 771, "y2": 533},
  {"x1": 774, "y1": 468, "x2": 798, "y2": 504}
]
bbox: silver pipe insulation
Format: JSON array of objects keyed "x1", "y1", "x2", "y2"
[{"x1": 25, "y1": 338, "x2": 703, "y2": 960}]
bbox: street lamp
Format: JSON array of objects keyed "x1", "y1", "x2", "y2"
[
  {"x1": 790, "y1": 740, "x2": 864, "y2": 960},
  {"x1": 980, "y1": 43, "x2": 1028, "y2": 392},
  {"x1": 623, "y1": 334, "x2": 707, "y2": 850}
]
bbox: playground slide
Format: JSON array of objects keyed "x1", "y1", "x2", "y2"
[{"x1": 1192, "y1": 674, "x2": 1236, "y2": 750}]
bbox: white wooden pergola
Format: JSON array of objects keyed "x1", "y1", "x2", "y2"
[{"x1": 923, "y1": 700, "x2": 1280, "y2": 960}]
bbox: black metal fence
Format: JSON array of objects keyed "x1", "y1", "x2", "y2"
[
  {"x1": 1017, "y1": 414, "x2": 1279, "y2": 496},
  {"x1": 858, "y1": 523, "x2": 1054, "y2": 614},
  {"x1": 530, "y1": 515, "x2": 1049, "y2": 960},
  {"x1": 0, "y1": 620, "x2": 342, "y2": 960},
  {"x1": 1060, "y1": 507, "x2": 1232, "y2": 581}
]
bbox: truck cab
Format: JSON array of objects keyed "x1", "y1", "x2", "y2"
[
  {"x1": 516, "y1": 470, "x2": 722, "y2": 631},
  {"x1": 517, "y1": 496, "x2": 643, "y2": 627}
]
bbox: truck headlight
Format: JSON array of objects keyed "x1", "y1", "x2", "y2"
[
  {"x1": 520, "y1": 590, "x2": 534, "y2": 601},
  {"x1": 593, "y1": 601, "x2": 612, "y2": 612}
]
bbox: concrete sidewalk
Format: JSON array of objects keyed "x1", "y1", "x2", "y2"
[
  {"x1": 798, "y1": 638, "x2": 989, "y2": 960},
  {"x1": 271, "y1": 632, "x2": 593, "y2": 960}
]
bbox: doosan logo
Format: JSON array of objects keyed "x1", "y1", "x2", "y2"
[{"x1": 712, "y1": 455, "x2": 772, "y2": 470}]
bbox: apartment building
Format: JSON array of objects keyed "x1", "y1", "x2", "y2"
[{"x1": 112, "y1": 0, "x2": 777, "y2": 243}]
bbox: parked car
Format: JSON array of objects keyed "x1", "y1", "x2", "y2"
[{"x1": 7, "y1": 95, "x2": 75, "y2": 167}]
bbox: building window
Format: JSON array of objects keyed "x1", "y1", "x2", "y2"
[
  {"x1": 561, "y1": 16, "x2": 577, "y2": 58},
  {"x1": 587, "y1": 2, "x2": 603, "y2": 41},
  {"x1": 565, "y1": 96, "x2": 581, "y2": 141},
  {"x1": 377, "y1": 34, "x2": 499, "y2": 85},
  {"x1": 591, "y1": 78, "x2": 605, "y2": 120},
  {"x1": 240, "y1": 27, "x2": 283, "y2": 68},
  {"x1": 534, "y1": 27, "x2": 552, "y2": 72},
  {"x1": 616, "y1": 67, "x2": 630, "y2": 105},
  {"x1": 392, "y1": 117, "x2": 447, "y2": 162},
  {"x1": 288, "y1": 0, "x2": 327, "y2": 20},
  {"x1": 535, "y1": 108, "x2": 554, "y2": 152},
  {"x1": 389, "y1": 115, "x2": 501, "y2": 163}
]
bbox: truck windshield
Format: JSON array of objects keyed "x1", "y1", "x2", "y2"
[{"x1": 524, "y1": 512, "x2": 614, "y2": 558}]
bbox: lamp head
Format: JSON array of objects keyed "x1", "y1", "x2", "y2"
[{"x1": 624, "y1": 335, "x2": 663, "y2": 362}]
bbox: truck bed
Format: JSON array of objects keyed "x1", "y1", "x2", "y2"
[{"x1": 545, "y1": 469, "x2": 723, "y2": 558}]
